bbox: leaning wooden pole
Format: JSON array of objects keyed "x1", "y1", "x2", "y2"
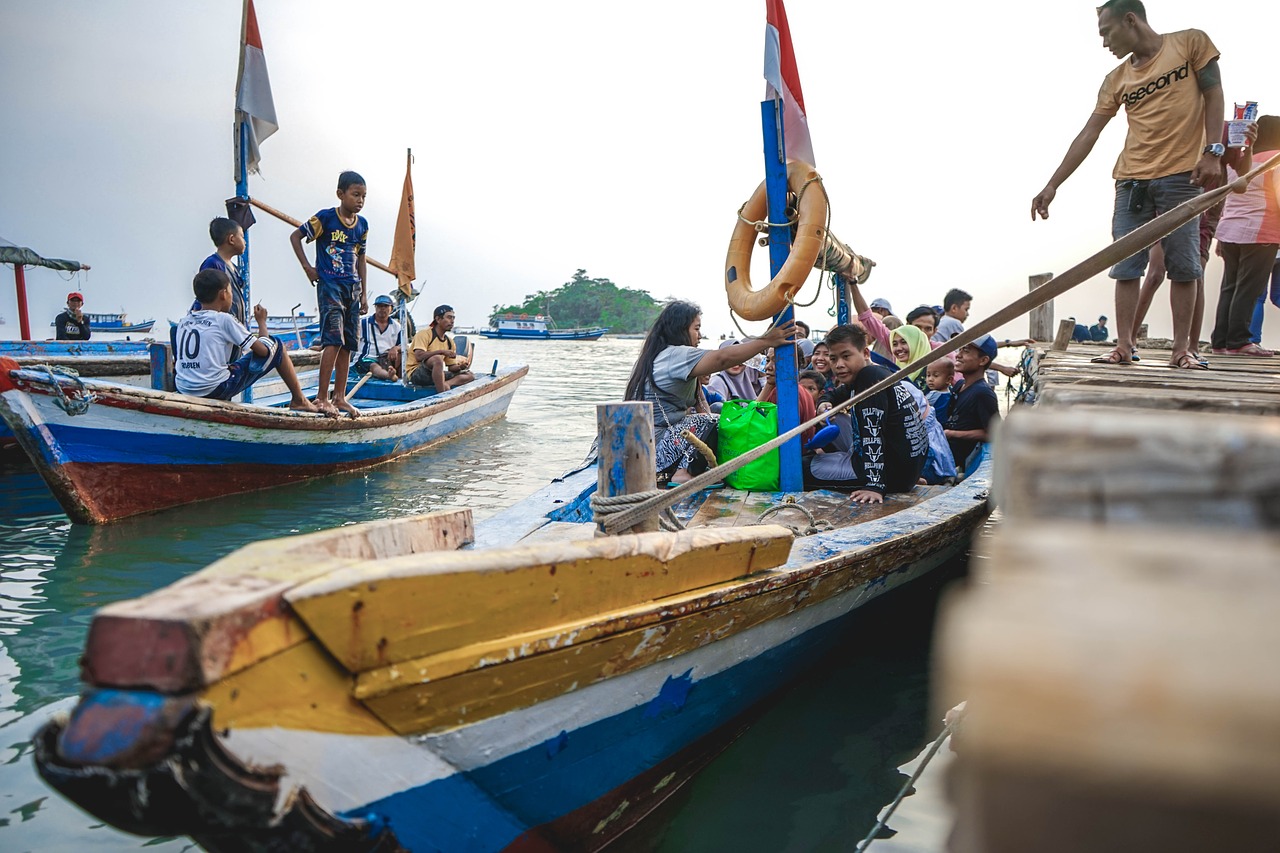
[
  {"x1": 596, "y1": 402, "x2": 660, "y2": 534},
  {"x1": 1028, "y1": 273, "x2": 1054, "y2": 341},
  {"x1": 249, "y1": 198, "x2": 399, "y2": 279}
]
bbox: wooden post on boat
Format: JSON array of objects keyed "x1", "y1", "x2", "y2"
[
  {"x1": 596, "y1": 402, "x2": 660, "y2": 535},
  {"x1": 1028, "y1": 273, "x2": 1054, "y2": 341},
  {"x1": 1051, "y1": 318, "x2": 1074, "y2": 352},
  {"x1": 148, "y1": 342, "x2": 174, "y2": 391}
]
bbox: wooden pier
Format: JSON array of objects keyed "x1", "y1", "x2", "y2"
[{"x1": 936, "y1": 342, "x2": 1280, "y2": 852}]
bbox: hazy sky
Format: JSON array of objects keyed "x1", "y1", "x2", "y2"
[{"x1": 3, "y1": 1, "x2": 1277, "y2": 343}]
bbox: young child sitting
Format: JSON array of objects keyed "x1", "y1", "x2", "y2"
[
  {"x1": 925, "y1": 355, "x2": 955, "y2": 425},
  {"x1": 175, "y1": 269, "x2": 321, "y2": 414},
  {"x1": 808, "y1": 324, "x2": 929, "y2": 503},
  {"x1": 798, "y1": 369, "x2": 826, "y2": 406},
  {"x1": 943, "y1": 335, "x2": 1000, "y2": 473}
]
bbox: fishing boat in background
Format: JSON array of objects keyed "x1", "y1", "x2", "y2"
[
  {"x1": 167, "y1": 313, "x2": 323, "y2": 350},
  {"x1": 481, "y1": 313, "x2": 607, "y2": 341},
  {"x1": 49, "y1": 312, "x2": 154, "y2": 334},
  {"x1": 0, "y1": 357, "x2": 527, "y2": 523}
]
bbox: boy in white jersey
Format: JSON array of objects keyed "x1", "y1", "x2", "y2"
[{"x1": 175, "y1": 269, "x2": 321, "y2": 414}]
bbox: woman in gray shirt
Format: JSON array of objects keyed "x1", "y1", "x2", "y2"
[{"x1": 624, "y1": 300, "x2": 795, "y2": 484}]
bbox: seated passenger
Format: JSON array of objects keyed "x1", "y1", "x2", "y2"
[
  {"x1": 944, "y1": 335, "x2": 1001, "y2": 473},
  {"x1": 705, "y1": 339, "x2": 764, "y2": 402},
  {"x1": 798, "y1": 369, "x2": 826, "y2": 407},
  {"x1": 407, "y1": 304, "x2": 474, "y2": 393},
  {"x1": 175, "y1": 269, "x2": 321, "y2": 414},
  {"x1": 354, "y1": 294, "x2": 403, "y2": 381},
  {"x1": 808, "y1": 341, "x2": 837, "y2": 394},
  {"x1": 756, "y1": 347, "x2": 817, "y2": 444},
  {"x1": 924, "y1": 356, "x2": 956, "y2": 425},
  {"x1": 807, "y1": 324, "x2": 929, "y2": 503}
]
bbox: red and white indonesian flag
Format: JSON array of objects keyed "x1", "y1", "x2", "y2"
[
  {"x1": 763, "y1": 0, "x2": 815, "y2": 166},
  {"x1": 234, "y1": 0, "x2": 278, "y2": 176}
]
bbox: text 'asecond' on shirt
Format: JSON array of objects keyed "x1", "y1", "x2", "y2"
[
  {"x1": 174, "y1": 310, "x2": 256, "y2": 396},
  {"x1": 300, "y1": 208, "x2": 368, "y2": 284}
]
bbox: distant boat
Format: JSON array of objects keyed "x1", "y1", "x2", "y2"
[
  {"x1": 481, "y1": 313, "x2": 607, "y2": 341},
  {"x1": 50, "y1": 312, "x2": 154, "y2": 334},
  {"x1": 168, "y1": 314, "x2": 322, "y2": 350}
]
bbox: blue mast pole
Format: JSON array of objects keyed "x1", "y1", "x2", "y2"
[
  {"x1": 760, "y1": 98, "x2": 803, "y2": 492},
  {"x1": 236, "y1": 119, "x2": 254, "y2": 404},
  {"x1": 835, "y1": 273, "x2": 850, "y2": 326}
]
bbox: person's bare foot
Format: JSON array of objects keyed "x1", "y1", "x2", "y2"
[
  {"x1": 289, "y1": 398, "x2": 321, "y2": 414},
  {"x1": 313, "y1": 398, "x2": 339, "y2": 416},
  {"x1": 334, "y1": 398, "x2": 361, "y2": 419}
]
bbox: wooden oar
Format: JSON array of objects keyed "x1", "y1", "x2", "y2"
[
  {"x1": 248, "y1": 198, "x2": 399, "y2": 279},
  {"x1": 347, "y1": 371, "x2": 374, "y2": 400},
  {"x1": 600, "y1": 151, "x2": 1280, "y2": 534}
]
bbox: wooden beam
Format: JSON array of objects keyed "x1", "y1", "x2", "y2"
[
  {"x1": 596, "y1": 402, "x2": 659, "y2": 533},
  {"x1": 1051, "y1": 318, "x2": 1073, "y2": 352}
]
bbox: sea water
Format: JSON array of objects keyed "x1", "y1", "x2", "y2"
[{"x1": 0, "y1": 337, "x2": 966, "y2": 852}]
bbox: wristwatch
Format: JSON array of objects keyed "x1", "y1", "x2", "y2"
[{"x1": 1202, "y1": 142, "x2": 1226, "y2": 158}]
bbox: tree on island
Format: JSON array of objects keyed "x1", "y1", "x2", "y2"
[{"x1": 490, "y1": 270, "x2": 663, "y2": 334}]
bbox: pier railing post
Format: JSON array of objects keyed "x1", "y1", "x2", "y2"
[
  {"x1": 596, "y1": 402, "x2": 660, "y2": 534},
  {"x1": 149, "y1": 342, "x2": 174, "y2": 391},
  {"x1": 1052, "y1": 319, "x2": 1074, "y2": 352},
  {"x1": 1028, "y1": 273, "x2": 1055, "y2": 341}
]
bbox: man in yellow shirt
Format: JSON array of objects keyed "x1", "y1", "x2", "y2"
[
  {"x1": 1030, "y1": 0, "x2": 1224, "y2": 371},
  {"x1": 407, "y1": 304, "x2": 475, "y2": 393}
]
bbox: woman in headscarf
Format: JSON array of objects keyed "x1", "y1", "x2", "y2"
[
  {"x1": 706, "y1": 339, "x2": 765, "y2": 404},
  {"x1": 624, "y1": 301, "x2": 795, "y2": 484},
  {"x1": 890, "y1": 324, "x2": 956, "y2": 483},
  {"x1": 889, "y1": 324, "x2": 934, "y2": 391}
]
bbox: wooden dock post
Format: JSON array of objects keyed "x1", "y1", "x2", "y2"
[
  {"x1": 1051, "y1": 318, "x2": 1074, "y2": 352},
  {"x1": 596, "y1": 402, "x2": 660, "y2": 534},
  {"x1": 1028, "y1": 273, "x2": 1055, "y2": 341}
]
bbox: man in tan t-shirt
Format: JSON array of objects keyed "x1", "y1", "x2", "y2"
[{"x1": 1030, "y1": 0, "x2": 1224, "y2": 371}]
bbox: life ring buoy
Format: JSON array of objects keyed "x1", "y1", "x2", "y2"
[{"x1": 724, "y1": 161, "x2": 827, "y2": 321}]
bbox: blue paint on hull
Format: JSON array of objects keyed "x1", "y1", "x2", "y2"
[{"x1": 342, "y1": 578, "x2": 921, "y2": 852}]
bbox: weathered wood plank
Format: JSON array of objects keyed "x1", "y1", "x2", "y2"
[
  {"x1": 687, "y1": 486, "x2": 949, "y2": 530},
  {"x1": 1028, "y1": 273, "x2": 1055, "y2": 341},
  {"x1": 285, "y1": 525, "x2": 795, "y2": 674},
  {"x1": 82, "y1": 509, "x2": 475, "y2": 693},
  {"x1": 597, "y1": 402, "x2": 659, "y2": 533},
  {"x1": 939, "y1": 523, "x2": 1280, "y2": 852},
  {"x1": 1037, "y1": 386, "x2": 1280, "y2": 415},
  {"x1": 993, "y1": 408, "x2": 1280, "y2": 528}
]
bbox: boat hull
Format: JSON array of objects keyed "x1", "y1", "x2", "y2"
[
  {"x1": 33, "y1": 457, "x2": 989, "y2": 851},
  {"x1": 479, "y1": 328, "x2": 607, "y2": 341},
  {"x1": 0, "y1": 359, "x2": 527, "y2": 523}
]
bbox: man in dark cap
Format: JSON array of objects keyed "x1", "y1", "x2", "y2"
[{"x1": 406, "y1": 304, "x2": 474, "y2": 393}]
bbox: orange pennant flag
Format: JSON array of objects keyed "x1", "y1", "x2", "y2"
[{"x1": 388, "y1": 149, "x2": 416, "y2": 298}]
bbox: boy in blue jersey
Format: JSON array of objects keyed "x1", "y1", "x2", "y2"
[
  {"x1": 290, "y1": 170, "x2": 369, "y2": 417},
  {"x1": 192, "y1": 217, "x2": 248, "y2": 326}
]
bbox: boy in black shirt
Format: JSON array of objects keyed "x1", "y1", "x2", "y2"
[
  {"x1": 54, "y1": 292, "x2": 91, "y2": 340},
  {"x1": 944, "y1": 335, "x2": 1000, "y2": 472},
  {"x1": 808, "y1": 324, "x2": 929, "y2": 503}
]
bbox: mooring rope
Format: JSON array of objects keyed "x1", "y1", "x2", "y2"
[
  {"x1": 31, "y1": 365, "x2": 93, "y2": 416},
  {"x1": 757, "y1": 496, "x2": 831, "y2": 536},
  {"x1": 853, "y1": 714, "x2": 960, "y2": 852},
  {"x1": 598, "y1": 150, "x2": 1280, "y2": 535},
  {"x1": 590, "y1": 490, "x2": 686, "y2": 532}
]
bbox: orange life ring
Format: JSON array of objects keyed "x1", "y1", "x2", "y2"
[{"x1": 724, "y1": 161, "x2": 828, "y2": 322}]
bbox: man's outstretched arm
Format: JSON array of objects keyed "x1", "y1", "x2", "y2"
[{"x1": 1032, "y1": 112, "x2": 1113, "y2": 220}]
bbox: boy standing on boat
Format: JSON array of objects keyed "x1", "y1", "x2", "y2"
[
  {"x1": 175, "y1": 269, "x2": 320, "y2": 413},
  {"x1": 290, "y1": 171, "x2": 369, "y2": 417},
  {"x1": 1030, "y1": 0, "x2": 1224, "y2": 371},
  {"x1": 192, "y1": 217, "x2": 248, "y2": 326},
  {"x1": 943, "y1": 336, "x2": 1000, "y2": 474},
  {"x1": 809, "y1": 324, "x2": 929, "y2": 503},
  {"x1": 407, "y1": 304, "x2": 474, "y2": 393},
  {"x1": 54, "y1": 292, "x2": 90, "y2": 340}
]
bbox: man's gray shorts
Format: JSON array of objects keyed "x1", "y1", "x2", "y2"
[{"x1": 1110, "y1": 171, "x2": 1204, "y2": 281}]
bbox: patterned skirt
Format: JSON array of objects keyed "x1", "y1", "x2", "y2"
[{"x1": 654, "y1": 413, "x2": 718, "y2": 475}]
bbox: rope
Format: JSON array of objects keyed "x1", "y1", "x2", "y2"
[
  {"x1": 853, "y1": 715, "x2": 959, "y2": 852},
  {"x1": 756, "y1": 496, "x2": 831, "y2": 536},
  {"x1": 736, "y1": 199, "x2": 796, "y2": 231},
  {"x1": 31, "y1": 365, "x2": 93, "y2": 416},
  {"x1": 590, "y1": 490, "x2": 685, "y2": 532},
  {"x1": 598, "y1": 150, "x2": 1280, "y2": 536}
]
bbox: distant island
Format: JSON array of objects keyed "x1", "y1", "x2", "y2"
[{"x1": 489, "y1": 270, "x2": 663, "y2": 334}]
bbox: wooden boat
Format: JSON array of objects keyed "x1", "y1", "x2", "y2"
[
  {"x1": 31, "y1": 442, "x2": 992, "y2": 851},
  {"x1": 481, "y1": 313, "x2": 607, "y2": 341},
  {"x1": 48, "y1": 311, "x2": 155, "y2": 334},
  {"x1": 0, "y1": 356, "x2": 527, "y2": 523}
]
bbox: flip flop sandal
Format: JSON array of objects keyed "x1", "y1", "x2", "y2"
[
  {"x1": 1170, "y1": 352, "x2": 1209, "y2": 370},
  {"x1": 1130, "y1": 347, "x2": 1140, "y2": 362},
  {"x1": 1090, "y1": 348, "x2": 1132, "y2": 365}
]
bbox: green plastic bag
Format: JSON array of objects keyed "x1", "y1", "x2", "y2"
[{"x1": 718, "y1": 399, "x2": 780, "y2": 491}]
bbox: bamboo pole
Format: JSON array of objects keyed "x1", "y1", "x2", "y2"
[{"x1": 248, "y1": 197, "x2": 398, "y2": 279}]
